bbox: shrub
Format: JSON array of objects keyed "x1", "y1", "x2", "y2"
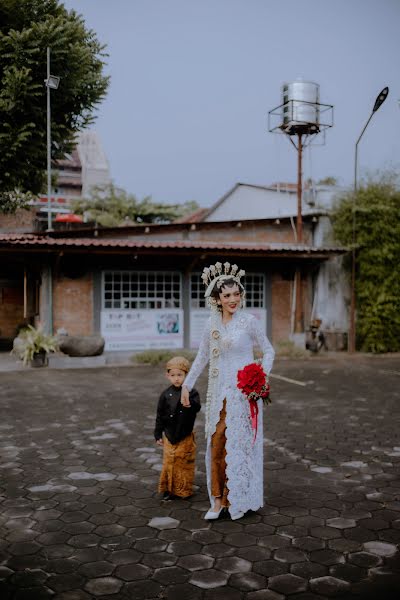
[{"x1": 132, "y1": 349, "x2": 196, "y2": 367}]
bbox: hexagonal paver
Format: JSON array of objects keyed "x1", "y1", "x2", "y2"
[
  {"x1": 310, "y1": 576, "x2": 350, "y2": 596},
  {"x1": 246, "y1": 591, "x2": 285, "y2": 600},
  {"x1": 363, "y1": 540, "x2": 397, "y2": 556},
  {"x1": 309, "y1": 548, "x2": 346, "y2": 568},
  {"x1": 78, "y1": 561, "x2": 114, "y2": 578},
  {"x1": 153, "y1": 566, "x2": 189, "y2": 585},
  {"x1": 108, "y1": 549, "x2": 142, "y2": 565},
  {"x1": 47, "y1": 573, "x2": 86, "y2": 592},
  {"x1": 258, "y1": 535, "x2": 291, "y2": 550},
  {"x1": 330, "y1": 563, "x2": 367, "y2": 583},
  {"x1": 178, "y1": 554, "x2": 214, "y2": 571},
  {"x1": 148, "y1": 516, "x2": 179, "y2": 529},
  {"x1": 114, "y1": 563, "x2": 151, "y2": 581},
  {"x1": 326, "y1": 517, "x2": 356, "y2": 529},
  {"x1": 274, "y1": 548, "x2": 307, "y2": 563},
  {"x1": 253, "y1": 560, "x2": 288, "y2": 578},
  {"x1": 293, "y1": 536, "x2": 325, "y2": 552},
  {"x1": 237, "y1": 546, "x2": 271, "y2": 562},
  {"x1": 291, "y1": 561, "x2": 327, "y2": 579},
  {"x1": 224, "y1": 532, "x2": 256, "y2": 547},
  {"x1": 85, "y1": 577, "x2": 122, "y2": 596},
  {"x1": 229, "y1": 572, "x2": 267, "y2": 591},
  {"x1": 203, "y1": 543, "x2": 235, "y2": 558},
  {"x1": 215, "y1": 556, "x2": 252, "y2": 573},
  {"x1": 268, "y1": 573, "x2": 307, "y2": 594},
  {"x1": 142, "y1": 552, "x2": 177, "y2": 568},
  {"x1": 189, "y1": 569, "x2": 229, "y2": 589},
  {"x1": 124, "y1": 580, "x2": 163, "y2": 599},
  {"x1": 348, "y1": 551, "x2": 381, "y2": 568}
]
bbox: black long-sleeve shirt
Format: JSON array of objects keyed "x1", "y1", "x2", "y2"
[{"x1": 154, "y1": 385, "x2": 201, "y2": 445}]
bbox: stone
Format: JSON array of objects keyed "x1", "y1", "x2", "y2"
[{"x1": 58, "y1": 335, "x2": 105, "y2": 357}]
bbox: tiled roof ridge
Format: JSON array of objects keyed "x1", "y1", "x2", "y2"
[{"x1": 0, "y1": 232, "x2": 346, "y2": 253}]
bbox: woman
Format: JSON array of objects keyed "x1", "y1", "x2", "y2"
[{"x1": 181, "y1": 262, "x2": 275, "y2": 521}]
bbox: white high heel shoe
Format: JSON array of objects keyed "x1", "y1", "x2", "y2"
[
  {"x1": 204, "y1": 506, "x2": 223, "y2": 520},
  {"x1": 230, "y1": 511, "x2": 244, "y2": 521}
]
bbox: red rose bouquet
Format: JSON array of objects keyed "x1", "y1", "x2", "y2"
[{"x1": 237, "y1": 362, "x2": 271, "y2": 443}]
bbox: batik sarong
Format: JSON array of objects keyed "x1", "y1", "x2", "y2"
[{"x1": 158, "y1": 432, "x2": 196, "y2": 497}]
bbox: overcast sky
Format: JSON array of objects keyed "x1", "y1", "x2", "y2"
[{"x1": 63, "y1": 0, "x2": 400, "y2": 206}]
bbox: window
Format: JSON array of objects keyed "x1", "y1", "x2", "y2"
[
  {"x1": 190, "y1": 272, "x2": 265, "y2": 309},
  {"x1": 103, "y1": 271, "x2": 181, "y2": 310}
]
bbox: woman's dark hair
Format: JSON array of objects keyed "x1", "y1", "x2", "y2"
[{"x1": 210, "y1": 277, "x2": 244, "y2": 309}]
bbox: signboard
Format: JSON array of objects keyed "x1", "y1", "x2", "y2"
[
  {"x1": 189, "y1": 308, "x2": 267, "y2": 349},
  {"x1": 101, "y1": 309, "x2": 184, "y2": 351}
]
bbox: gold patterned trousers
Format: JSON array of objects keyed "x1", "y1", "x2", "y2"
[
  {"x1": 211, "y1": 399, "x2": 230, "y2": 507},
  {"x1": 158, "y1": 432, "x2": 196, "y2": 498}
]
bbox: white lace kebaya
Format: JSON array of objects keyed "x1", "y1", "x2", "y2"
[{"x1": 184, "y1": 262, "x2": 275, "y2": 518}]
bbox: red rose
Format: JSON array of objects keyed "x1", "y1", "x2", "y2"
[{"x1": 237, "y1": 363, "x2": 266, "y2": 396}]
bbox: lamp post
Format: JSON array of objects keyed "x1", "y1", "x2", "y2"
[
  {"x1": 44, "y1": 47, "x2": 60, "y2": 231},
  {"x1": 348, "y1": 86, "x2": 389, "y2": 353}
]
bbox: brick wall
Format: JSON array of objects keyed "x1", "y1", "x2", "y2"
[
  {"x1": 0, "y1": 208, "x2": 36, "y2": 232},
  {"x1": 271, "y1": 274, "x2": 292, "y2": 342},
  {"x1": 0, "y1": 285, "x2": 24, "y2": 337},
  {"x1": 53, "y1": 273, "x2": 93, "y2": 335}
]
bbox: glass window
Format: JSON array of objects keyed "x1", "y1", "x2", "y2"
[
  {"x1": 190, "y1": 272, "x2": 265, "y2": 309},
  {"x1": 102, "y1": 271, "x2": 182, "y2": 310}
]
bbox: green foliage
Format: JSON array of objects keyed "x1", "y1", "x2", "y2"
[
  {"x1": 332, "y1": 177, "x2": 400, "y2": 352},
  {"x1": 0, "y1": 189, "x2": 35, "y2": 213},
  {"x1": 133, "y1": 349, "x2": 196, "y2": 367},
  {"x1": 12, "y1": 325, "x2": 58, "y2": 365},
  {"x1": 317, "y1": 176, "x2": 338, "y2": 186},
  {"x1": 0, "y1": 0, "x2": 109, "y2": 194},
  {"x1": 72, "y1": 183, "x2": 200, "y2": 226}
]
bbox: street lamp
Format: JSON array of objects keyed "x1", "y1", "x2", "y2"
[
  {"x1": 44, "y1": 47, "x2": 60, "y2": 231},
  {"x1": 348, "y1": 86, "x2": 389, "y2": 353}
]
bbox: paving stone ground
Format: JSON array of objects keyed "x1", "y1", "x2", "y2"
[{"x1": 0, "y1": 355, "x2": 400, "y2": 599}]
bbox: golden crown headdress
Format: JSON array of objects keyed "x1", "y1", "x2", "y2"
[{"x1": 201, "y1": 261, "x2": 245, "y2": 298}]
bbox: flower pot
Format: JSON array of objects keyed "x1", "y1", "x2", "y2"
[{"x1": 30, "y1": 351, "x2": 48, "y2": 368}]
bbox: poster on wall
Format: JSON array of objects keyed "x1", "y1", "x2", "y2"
[
  {"x1": 189, "y1": 308, "x2": 267, "y2": 348},
  {"x1": 101, "y1": 309, "x2": 184, "y2": 351}
]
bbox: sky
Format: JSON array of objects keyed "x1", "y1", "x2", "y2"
[{"x1": 63, "y1": 0, "x2": 400, "y2": 207}]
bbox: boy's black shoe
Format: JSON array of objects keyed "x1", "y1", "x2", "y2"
[{"x1": 162, "y1": 491, "x2": 172, "y2": 501}]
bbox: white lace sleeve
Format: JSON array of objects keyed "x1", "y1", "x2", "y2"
[
  {"x1": 250, "y1": 315, "x2": 275, "y2": 375},
  {"x1": 184, "y1": 318, "x2": 210, "y2": 391}
]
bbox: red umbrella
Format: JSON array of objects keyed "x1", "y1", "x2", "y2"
[{"x1": 55, "y1": 213, "x2": 84, "y2": 223}]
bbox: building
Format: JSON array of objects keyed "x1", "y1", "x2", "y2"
[
  {"x1": 192, "y1": 182, "x2": 350, "y2": 336},
  {"x1": 33, "y1": 131, "x2": 111, "y2": 227},
  {"x1": 0, "y1": 212, "x2": 345, "y2": 351}
]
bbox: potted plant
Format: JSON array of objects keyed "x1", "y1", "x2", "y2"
[{"x1": 12, "y1": 325, "x2": 58, "y2": 367}]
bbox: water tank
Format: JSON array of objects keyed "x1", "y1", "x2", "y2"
[{"x1": 281, "y1": 80, "x2": 320, "y2": 135}]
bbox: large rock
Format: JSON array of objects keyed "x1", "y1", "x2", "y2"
[{"x1": 58, "y1": 335, "x2": 105, "y2": 357}]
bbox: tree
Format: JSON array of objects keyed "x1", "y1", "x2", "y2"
[
  {"x1": 72, "y1": 184, "x2": 200, "y2": 226},
  {"x1": 332, "y1": 176, "x2": 400, "y2": 352},
  {"x1": 318, "y1": 176, "x2": 338, "y2": 186},
  {"x1": 0, "y1": 0, "x2": 109, "y2": 208}
]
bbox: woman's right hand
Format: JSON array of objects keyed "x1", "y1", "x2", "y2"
[{"x1": 181, "y1": 385, "x2": 190, "y2": 407}]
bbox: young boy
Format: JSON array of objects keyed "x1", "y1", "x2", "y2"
[{"x1": 154, "y1": 356, "x2": 201, "y2": 500}]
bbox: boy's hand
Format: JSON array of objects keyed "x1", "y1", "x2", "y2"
[
  {"x1": 156, "y1": 438, "x2": 163, "y2": 446},
  {"x1": 181, "y1": 385, "x2": 190, "y2": 407}
]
